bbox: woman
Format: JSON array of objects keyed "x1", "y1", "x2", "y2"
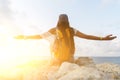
[{"x1": 15, "y1": 14, "x2": 117, "y2": 65}]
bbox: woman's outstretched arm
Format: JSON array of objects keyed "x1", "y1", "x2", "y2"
[
  {"x1": 75, "y1": 30, "x2": 117, "y2": 40},
  {"x1": 14, "y1": 35, "x2": 42, "y2": 39},
  {"x1": 14, "y1": 28, "x2": 56, "y2": 39}
]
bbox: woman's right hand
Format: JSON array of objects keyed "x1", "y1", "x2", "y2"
[{"x1": 14, "y1": 35, "x2": 25, "y2": 39}]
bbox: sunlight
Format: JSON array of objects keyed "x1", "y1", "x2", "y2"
[
  {"x1": 0, "y1": 21, "x2": 51, "y2": 79},
  {"x1": 0, "y1": 34, "x2": 51, "y2": 77}
]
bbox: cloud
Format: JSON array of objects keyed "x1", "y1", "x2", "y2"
[
  {"x1": 101, "y1": 0, "x2": 113, "y2": 6},
  {"x1": 100, "y1": 0, "x2": 119, "y2": 8},
  {"x1": 75, "y1": 38, "x2": 120, "y2": 57},
  {"x1": 0, "y1": 0, "x2": 24, "y2": 35},
  {"x1": 0, "y1": 0, "x2": 12, "y2": 19},
  {"x1": 0, "y1": 0, "x2": 42, "y2": 36}
]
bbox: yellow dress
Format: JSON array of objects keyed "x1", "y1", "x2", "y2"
[{"x1": 50, "y1": 28, "x2": 75, "y2": 63}]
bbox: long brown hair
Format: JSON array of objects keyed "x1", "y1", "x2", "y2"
[{"x1": 56, "y1": 14, "x2": 70, "y2": 30}]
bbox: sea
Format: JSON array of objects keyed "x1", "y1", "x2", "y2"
[
  {"x1": 92, "y1": 57, "x2": 120, "y2": 65},
  {"x1": 74, "y1": 56, "x2": 120, "y2": 65},
  {"x1": 41, "y1": 56, "x2": 120, "y2": 65}
]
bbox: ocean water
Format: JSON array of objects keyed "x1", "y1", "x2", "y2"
[
  {"x1": 92, "y1": 57, "x2": 120, "y2": 65},
  {"x1": 75, "y1": 56, "x2": 120, "y2": 65}
]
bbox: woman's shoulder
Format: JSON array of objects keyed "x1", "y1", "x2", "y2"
[
  {"x1": 69, "y1": 27, "x2": 78, "y2": 35},
  {"x1": 48, "y1": 27, "x2": 56, "y2": 34}
]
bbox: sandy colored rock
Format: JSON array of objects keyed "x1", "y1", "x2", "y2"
[
  {"x1": 75, "y1": 57, "x2": 96, "y2": 67},
  {"x1": 59, "y1": 67, "x2": 102, "y2": 80},
  {"x1": 1, "y1": 57, "x2": 120, "y2": 80},
  {"x1": 96, "y1": 63, "x2": 120, "y2": 80},
  {"x1": 54, "y1": 62, "x2": 80, "y2": 79}
]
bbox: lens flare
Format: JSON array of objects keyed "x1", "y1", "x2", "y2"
[{"x1": 0, "y1": 35, "x2": 50, "y2": 78}]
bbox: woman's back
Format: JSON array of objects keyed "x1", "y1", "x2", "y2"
[{"x1": 50, "y1": 27, "x2": 75, "y2": 62}]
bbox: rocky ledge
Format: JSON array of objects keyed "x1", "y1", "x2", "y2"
[
  {"x1": 1, "y1": 57, "x2": 120, "y2": 80},
  {"x1": 23, "y1": 57, "x2": 120, "y2": 80}
]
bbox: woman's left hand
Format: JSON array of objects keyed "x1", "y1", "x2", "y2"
[{"x1": 103, "y1": 34, "x2": 117, "y2": 40}]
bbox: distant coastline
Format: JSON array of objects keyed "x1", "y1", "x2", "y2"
[{"x1": 92, "y1": 57, "x2": 120, "y2": 65}]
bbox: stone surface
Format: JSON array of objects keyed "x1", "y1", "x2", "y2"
[
  {"x1": 1, "y1": 57, "x2": 120, "y2": 80},
  {"x1": 54, "y1": 62, "x2": 103, "y2": 80},
  {"x1": 96, "y1": 63, "x2": 120, "y2": 80},
  {"x1": 75, "y1": 57, "x2": 96, "y2": 67},
  {"x1": 46, "y1": 57, "x2": 120, "y2": 80}
]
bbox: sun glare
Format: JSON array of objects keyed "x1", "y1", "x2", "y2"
[{"x1": 0, "y1": 33, "x2": 50, "y2": 77}]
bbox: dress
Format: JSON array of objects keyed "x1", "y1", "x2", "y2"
[{"x1": 48, "y1": 27, "x2": 77, "y2": 63}]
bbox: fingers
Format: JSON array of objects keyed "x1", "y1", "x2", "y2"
[
  {"x1": 105, "y1": 34, "x2": 117, "y2": 40},
  {"x1": 107, "y1": 34, "x2": 113, "y2": 37},
  {"x1": 112, "y1": 36, "x2": 117, "y2": 39},
  {"x1": 109, "y1": 36, "x2": 117, "y2": 40},
  {"x1": 113, "y1": 36, "x2": 117, "y2": 38},
  {"x1": 107, "y1": 34, "x2": 116, "y2": 38}
]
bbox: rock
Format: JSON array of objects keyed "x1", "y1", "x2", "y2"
[
  {"x1": 47, "y1": 58, "x2": 120, "y2": 80},
  {"x1": 54, "y1": 62, "x2": 80, "y2": 79},
  {"x1": 47, "y1": 66, "x2": 59, "y2": 80},
  {"x1": 3, "y1": 58, "x2": 120, "y2": 80},
  {"x1": 53, "y1": 62, "x2": 104, "y2": 80},
  {"x1": 75, "y1": 57, "x2": 96, "y2": 67},
  {"x1": 58, "y1": 67, "x2": 104, "y2": 80},
  {"x1": 96, "y1": 63, "x2": 120, "y2": 80}
]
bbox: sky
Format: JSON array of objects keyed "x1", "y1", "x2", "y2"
[{"x1": 0, "y1": 0, "x2": 120, "y2": 57}]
